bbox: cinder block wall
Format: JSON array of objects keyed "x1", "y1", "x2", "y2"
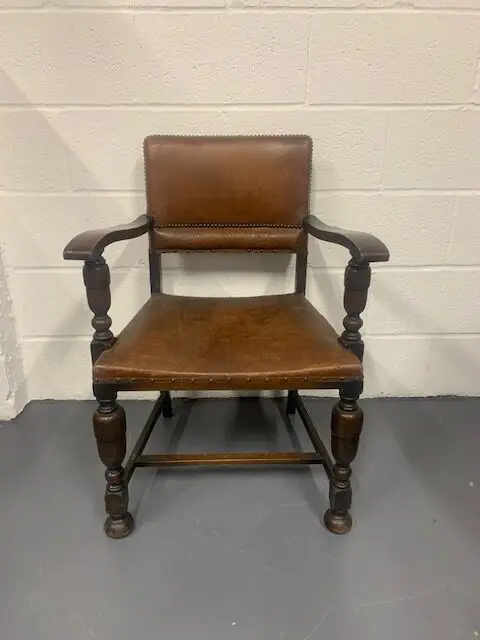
[{"x1": 1, "y1": 0, "x2": 479, "y2": 413}]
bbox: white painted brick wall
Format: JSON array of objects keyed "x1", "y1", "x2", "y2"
[
  {"x1": 0, "y1": 0, "x2": 479, "y2": 416},
  {"x1": 0, "y1": 247, "x2": 26, "y2": 418}
]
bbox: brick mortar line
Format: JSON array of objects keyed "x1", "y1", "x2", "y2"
[
  {"x1": 445, "y1": 194, "x2": 462, "y2": 264},
  {"x1": 2, "y1": 189, "x2": 479, "y2": 196},
  {"x1": 304, "y1": 12, "x2": 314, "y2": 106},
  {"x1": 1, "y1": 6, "x2": 480, "y2": 12},
  {"x1": 1, "y1": 104, "x2": 478, "y2": 111},
  {"x1": 379, "y1": 110, "x2": 391, "y2": 190},
  {"x1": 471, "y1": 40, "x2": 480, "y2": 99}
]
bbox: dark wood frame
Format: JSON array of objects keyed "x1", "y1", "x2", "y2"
[{"x1": 64, "y1": 213, "x2": 388, "y2": 539}]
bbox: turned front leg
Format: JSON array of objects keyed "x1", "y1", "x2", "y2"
[
  {"x1": 93, "y1": 387, "x2": 134, "y2": 539},
  {"x1": 324, "y1": 382, "x2": 363, "y2": 534},
  {"x1": 324, "y1": 257, "x2": 370, "y2": 534},
  {"x1": 83, "y1": 257, "x2": 133, "y2": 538}
]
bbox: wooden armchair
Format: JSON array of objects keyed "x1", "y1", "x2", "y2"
[{"x1": 64, "y1": 136, "x2": 389, "y2": 539}]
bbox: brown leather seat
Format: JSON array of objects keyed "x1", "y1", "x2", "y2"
[{"x1": 94, "y1": 293, "x2": 361, "y2": 390}]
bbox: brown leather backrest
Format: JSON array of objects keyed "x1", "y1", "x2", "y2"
[{"x1": 144, "y1": 135, "x2": 312, "y2": 252}]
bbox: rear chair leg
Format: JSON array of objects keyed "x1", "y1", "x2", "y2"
[
  {"x1": 324, "y1": 382, "x2": 363, "y2": 535},
  {"x1": 286, "y1": 390, "x2": 297, "y2": 415},
  {"x1": 93, "y1": 387, "x2": 134, "y2": 539},
  {"x1": 162, "y1": 391, "x2": 174, "y2": 418}
]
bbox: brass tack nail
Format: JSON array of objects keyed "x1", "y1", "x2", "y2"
[
  {"x1": 171, "y1": 378, "x2": 175, "y2": 383},
  {"x1": 209, "y1": 378, "x2": 213, "y2": 383}
]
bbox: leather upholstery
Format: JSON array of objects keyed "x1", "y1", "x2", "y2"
[
  {"x1": 144, "y1": 135, "x2": 312, "y2": 252},
  {"x1": 94, "y1": 293, "x2": 362, "y2": 390}
]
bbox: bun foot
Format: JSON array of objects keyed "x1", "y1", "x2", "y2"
[
  {"x1": 324, "y1": 509, "x2": 352, "y2": 535},
  {"x1": 104, "y1": 513, "x2": 134, "y2": 539}
]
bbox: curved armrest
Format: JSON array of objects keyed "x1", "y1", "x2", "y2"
[
  {"x1": 63, "y1": 214, "x2": 150, "y2": 261},
  {"x1": 305, "y1": 215, "x2": 389, "y2": 263}
]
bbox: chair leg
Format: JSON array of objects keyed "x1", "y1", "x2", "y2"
[
  {"x1": 93, "y1": 388, "x2": 134, "y2": 539},
  {"x1": 324, "y1": 382, "x2": 363, "y2": 535},
  {"x1": 162, "y1": 391, "x2": 174, "y2": 418},
  {"x1": 286, "y1": 390, "x2": 297, "y2": 415}
]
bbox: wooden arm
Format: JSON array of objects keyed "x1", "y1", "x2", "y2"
[
  {"x1": 63, "y1": 214, "x2": 150, "y2": 261},
  {"x1": 305, "y1": 215, "x2": 389, "y2": 362},
  {"x1": 304, "y1": 215, "x2": 389, "y2": 264}
]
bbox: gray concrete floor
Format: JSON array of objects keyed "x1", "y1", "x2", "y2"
[{"x1": 0, "y1": 397, "x2": 479, "y2": 640}]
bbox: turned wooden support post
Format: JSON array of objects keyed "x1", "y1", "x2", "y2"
[
  {"x1": 83, "y1": 257, "x2": 115, "y2": 364},
  {"x1": 93, "y1": 385, "x2": 133, "y2": 539},
  {"x1": 339, "y1": 258, "x2": 371, "y2": 362},
  {"x1": 83, "y1": 257, "x2": 133, "y2": 539},
  {"x1": 324, "y1": 380, "x2": 363, "y2": 534},
  {"x1": 325, "y1": 258, "x2": 371, "y2": 534}
]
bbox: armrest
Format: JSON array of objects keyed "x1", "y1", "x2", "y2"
[
  {"x1": 63, "y1": 214, "x2": 150, "y2": 261},
  {"x1": 304, "y1": 215, "x2": 389, "y2": 263}
]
